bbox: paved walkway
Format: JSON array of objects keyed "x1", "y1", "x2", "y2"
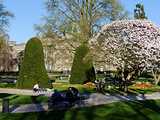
[
  {"x1": 8, "y1": 92, "x2": 160, "y2": 113},
  {"x1": 11, "y1": 103, "x2": 48, "y2": 113},
  {"x1": 0, "y1": 88, "x2": 52, "y2": 96},
  {"x1": 82, "y1": 92, "x2": 160, "y2": 106}
]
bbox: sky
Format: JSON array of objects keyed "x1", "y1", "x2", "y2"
[
  {"x1": 4, "y1": 0, "x2": 46, "y2": 43},
  {"x1": 120, "y1": 0, "x2": 160, "y2": 25},
  {"x1": 3, "y1": 0, "x2": 160, "y2": 43}
]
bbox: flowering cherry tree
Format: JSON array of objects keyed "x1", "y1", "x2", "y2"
[{"x1": 91, "y1": 20, "x2": 160, "y2": 90}]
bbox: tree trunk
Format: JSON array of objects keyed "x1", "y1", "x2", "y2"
[
  {"x1": 124, "y1": 82, "x2": 128, "y2": 92},
  {"x1": 152, "y1": 69, "x2": 160, "y2": 85}
]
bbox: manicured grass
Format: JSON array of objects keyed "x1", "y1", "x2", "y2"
[
  {"x1": 0, "y1": 83, "x2": 16, "y2": 88},
  {"x1": 129, "y1": 85, "x2": 160, "y2": 94},
  {"x1": 136, "y1": 77, "x2": 153, "y2": 82},
  {"x1": 9, "y1": 95, "x2": 48, "y2": 105},
  {"x1": 0, "y1": 94, "x2": 48, "y2": 106},
  {"x1": 1, "y1": 100, "x2": 160, "y2": 120},
  {"x1": 52, "y1": 83, "x2": 96, "y2": 93}
]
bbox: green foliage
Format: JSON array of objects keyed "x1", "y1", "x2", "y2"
[
  {"x1": 134, "y1": 3, "x2": 147, "y2": 19},
  {"x1": 70, "y1": 44, "x2": 96, "y2": 84},
  {"x1": 0, "y1": 1, "x2": 14, "y2": 33},
  {"x1": 17, "y1": 37, "x2": 49, "y2": 89},
  {"x1": 42, "y1": 0, "x2": 128, "y2": 41}
]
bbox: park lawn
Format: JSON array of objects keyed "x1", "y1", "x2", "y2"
[
  {"x1": 52, "y1": 83, "x2": 96, "y2": 93},
  {"x1": 0, "y1": 83, "x2": 16, "y2": 88},
  {"x1": 0, "y1": 94, "x2": 48, "y2": 106},
  {"x1": 0, "y1": 82, "x2": 95, "y2": 93},
  {"x1": 129, "y1": 85, "x2": 160, "y2": 94},
  {"x1": 1, "y1": 100, "x2": 160, "y2": 120}
]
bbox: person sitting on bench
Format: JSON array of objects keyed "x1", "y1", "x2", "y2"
[
  {"x1": 33, "y1": 81, "x2": 40, "y2": 92},
  {"x1": 65, "y1": 87, "x2": 79, "y2": 104}
]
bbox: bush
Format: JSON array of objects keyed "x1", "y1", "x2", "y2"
[
  {"x1": 70, "y1": 44, "x2": 96, "y2": 84},
  {"x1": 17, "y1": 37, "x2": 49, "y2": 89}
]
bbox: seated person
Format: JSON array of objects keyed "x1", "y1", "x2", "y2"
[
  {"x1": 65, "y1": 87, "x2": 79, "y2": 103},
  {"x1": 33, "y1": 82, "x2": 40, "y2": 92},
  {"x1": 48, "y1": 90, "x2": 64, "y2": 107},
  {"x1": 70, "y1": 87, "x2": 79, "y2": 97}
]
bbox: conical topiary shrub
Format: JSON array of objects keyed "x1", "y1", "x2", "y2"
[
  {"x1": 70, "y1": 44, "x2": 96, "y2": 84},
  {"x1": 17, "y1": 37, "x2": 49, "y2": 89}
]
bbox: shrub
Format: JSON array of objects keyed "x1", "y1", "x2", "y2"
[
  {"x1": 17, "y1": 37, "x2": 49, "y2": 89},
  {"x1": 70, "y1": 44, "x2": 96, "y2": 84}
]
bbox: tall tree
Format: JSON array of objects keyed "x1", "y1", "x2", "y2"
[
  {"x1": 134, "y1": 3, "x2": 147, "y2": 19},
  {"x1": 0, "y1": 35, "x2": 14, "y2": 72},
  {"x1": 0, "y1": 1, "x2": 14, "y2": 33},
  {"x1": 91, "y1": 20, "x2": 160, "y2": 91},
  {"x1": 39, "y1": 0, "x2": 128, "y2": 83},
  {"x1": 45, "y1": 0, "x2": 128, "y2": 41},
  {"x1": 70, "y1": 44, "x2": 96, "y2": 84},
  {"x1": 39, "y1": 0, "x2": 128, "y2": 62},
  {"x1": 0, "y1": 1, "x2": 14, "y2": 71},
  {"x1": 35, "y1": 24, "x2": 74, "y2": 72}
]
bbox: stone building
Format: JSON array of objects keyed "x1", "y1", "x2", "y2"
[
  {"x1": 9, "y1": 39, "x2": 74, "y2": 72},
  {"x1": 9, "y1": 38, "x2": 110, "y2": 72}
]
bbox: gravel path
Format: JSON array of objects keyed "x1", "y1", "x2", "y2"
[{"x1": 8, "y1": 92, "x2": 160, "y2": 113}]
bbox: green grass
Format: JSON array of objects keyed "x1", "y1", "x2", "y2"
[
  {"x1": 0, "y1": 83, "x2": 16, "y2": 88},
  {"x1": 52, "y1": 83, "x2": 96, "y2": 93},
  {"x1": 129, "y1": 85, "x2": 160, "y2": 94},
  {"x1": 1, "y1": 100, "x2": 160, "y2": 120},
  {"x1": 135, "y1": 77, "x2": 154, "y2": 83},
  {"x1": 0, "y1": 94, "x2": 48, "y2": 106}
]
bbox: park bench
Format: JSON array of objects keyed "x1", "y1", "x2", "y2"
[{"x1": 48, "y1": 87, "x2": 87, "y2": 109}]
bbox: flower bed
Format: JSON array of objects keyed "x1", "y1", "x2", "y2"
[
  {"x1": 83, "y1": 82, "x2": 96, "y2": 88},
  {"x1": 132, "y1": 82, "x2": 153, "y2": 89}
]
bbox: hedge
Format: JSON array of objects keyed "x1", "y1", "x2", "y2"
[
  {"x1": 17, "y1": 37, "x2": 49, "y2": 89},
  {"x1": 70, "y1": 44, "x2": 96, "y2": 84}
]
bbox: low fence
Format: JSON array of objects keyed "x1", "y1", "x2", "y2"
[{"x1": 0, "y1": 72, "x2": 18, "y2": 83}]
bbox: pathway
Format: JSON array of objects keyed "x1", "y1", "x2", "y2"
[{"x1": 0, "y1": 88, "x2": 52, "y2": 96}]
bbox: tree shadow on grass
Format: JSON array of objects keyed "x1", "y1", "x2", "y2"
[
  {"x1": 124, "y1": 101, "x2": 152, "y2": 120},
  {"x1": 10, "y1": 104, "x2": 20, "y2": 112},
  {"x1": 0, "y1": 93, "x2": 12, "y2": 98},
  {"x1": 112, "y1": 93, "x2": 160, "y2": 120},
  {"x1": 36, "y1": 99, "x2": 95, "y2": 120},
  {"x1": 37, "y1": 109, "x2": 67, "y2": 120},
  {"x1": 2, "y1": 100, "x2": 160, "y2": 120},
  {"x1": 68, "y1": 107, "x2": 94, "y2": 120},
  {"x1": 135, "y1": 100, "x2": 160, "y2": 113},
  {"x1": 2, "y1": 90, "x2": 160, "y2": 120}
]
